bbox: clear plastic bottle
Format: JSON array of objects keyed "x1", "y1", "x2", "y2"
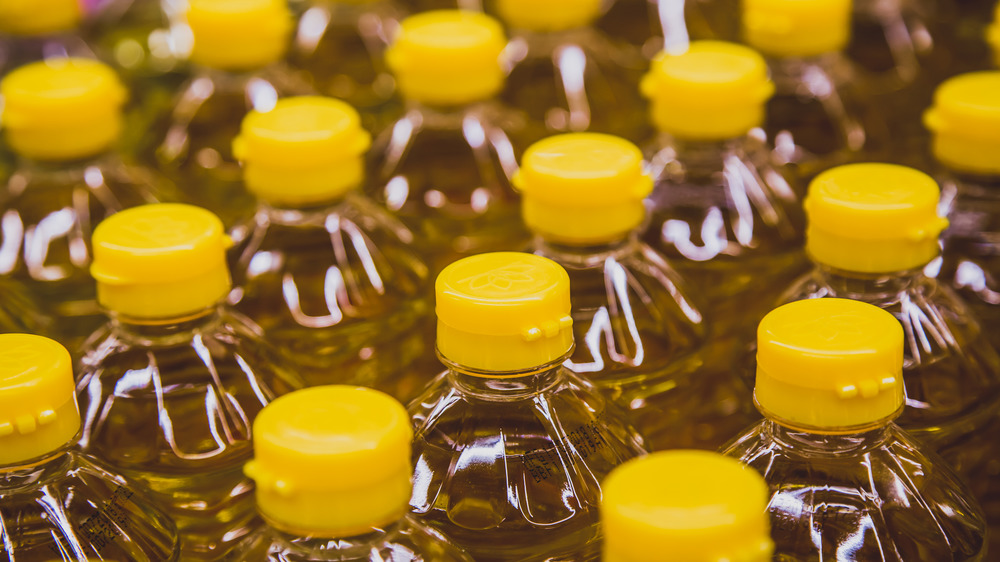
[
  {"x1": 365, "y1": 11, "x2": 528, "y2": 274},
  {"x1": 409, "y1": 252, "x2": 647, "y2": 562},
  {"x1": 149, "y1": 0, "x2": 312, "y2": 236},
  {"x1": 0, "y1": 333, "x2": 180, "y2": 561},
  {"x1": 289, "y1": 0, "x2": 403, "y2": 131},
  {"x1": 741, "y1": 0, "x2": 886, "y2": 177},
  {"x1": 229, "y1": 96, "x2": 433, "y2": 400},
  {"x1": 76, "y1": 203, "x2": 304, "y2": 560},
  {"x1": 639, "y1": 41, "x2": 807, "y2": 345},
  {"x1": 0, "y1": 0, "x2": 93, "y2": 73},
  {"x1": 228, "y1": 385, "x2": 472, "y2": 561},
  {"x1": 489, "y1": 0, "x2": 649, "y2": 149},
  {"x1": 601, "y1": 449, "x2": 774, "y2": 562},
  {"x1": 927, "y1": 73, "x2": 1000, "y2": 339},
  {"x1": 774, "y1": 163, "x2": 1000, "y2": 554},
  {"x1": 0, "y1": 58, "x2": 174, "y2": 354},
  {"x1": 519, "y1": 132, "x2": 756, "y2": 451},
  {"x1": 724, "y1": 298, "x2": 988, "y2": 560}
]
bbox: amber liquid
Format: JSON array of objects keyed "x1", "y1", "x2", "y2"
[
  {"x1": 409, "y1": 363, "x2": 645, "y2": 562},
  {"x1": 76, "y1": 310, "x2": 302, "y2": 559},
  {"x1": 725, "y1": 420, "x2": 987, "y2": 560}
]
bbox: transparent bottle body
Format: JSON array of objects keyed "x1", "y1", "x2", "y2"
[
  {"x1": 149, "y1": 65, "x2": 313, "y2": 235},
  {"x1": 498, "y1": 26, "x2": 649, "y2": 149},
  {"x1": 531, "y1": 237, "x2": 758, "y2": 451},
  {"x1": 0, "y1": 155, "x2": 170, "y2": 353},
  {"x1": 75, "y1": 308, "x2": 303, "y2": 560},
  {"x1": 227, "y1": 516, "x2": 472, "y2": 561},
  {"x1": 778, "y1": 267, "x2": 1000, "y2": 532},
  {"x1": 724, "y1": 419, "x2": 987, "y2": 561},
  {"x1": 409, "y1": 359, "x2": 646, "y2": 562},
  {"x1": 230, "y1": 195, "x2": 434, "y2": 401},
  {"x1": 365, "y1": 102, "x2": 527, "y2": 274},
  {"x1": 290, "y1": 0, "x2": 403, "y2": 132},
  {"x1": 0, "y1": 447, "x2": 180, "y2": 561},
  {"x1": 642, "y1": 135, "x2": 808, "y2": 344}
]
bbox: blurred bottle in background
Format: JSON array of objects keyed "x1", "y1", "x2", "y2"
[
  {"x1": 76, "y1": 203, "x2": 303, "y2": 560},
  {"x1": 409, "y1": 252, "x2": 646, "y2": 561},
  {"x1": 725, "y1": 298, "x2": 987, "y2": 560}
]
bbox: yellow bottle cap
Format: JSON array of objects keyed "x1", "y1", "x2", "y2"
[
  {"x1": 436, "y1": 252, "x2": 573, "y2": 372},
  {"x1": 602, "y1": 450, "x2": 773, "y2": 562},
  {"x1": 0, "y1": 0, "x2": 81, "y2": 35},
  {"x1": 923, "y1": 72, "x2": 1000, "y2": 176},
  {"x1": 804, "y1": 163, "x2": 948, "y2": 273},
  {"x1": 514, "y1": 133, "x2": 652, "y2": 244},
  {"x1": 0, "y1": 334, "x2": 80, "y2": 465},
  {"x1": 755, "y1": 298, "x2": 904, "y2": 432},
  {"x1": 495, "y1": 0, "x2": 603, "y2": 32},
  {"x1": 641, "y1": 41, "x2": 774, "y2": 141},
  {"x1": 90, "y1": 204, "x2": 233, "y2": 320},
  {"x1": 386, "y1": 10, "x2": 507, "y2": 106},
  {"x1": 245, "y1": 385, "x2": 412, "y2": 537},
  {"x1": 742, "y1": 0, "x2": 851, "y2": 58},
  {"x1": 186, "y1": 0, "x2": 292, "y2": 71},
  {"x1": 0, "y1": 58, "x2": 127, "y2": 161},
  {"x1": 233, "y1": 96, "x2": 372, "y2": 206}
]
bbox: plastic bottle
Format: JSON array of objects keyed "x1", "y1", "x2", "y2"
[
  {"x1": 927, "y1": 73, "x2": 1000, "y2": 338},
  {"x1": 639, "y1": 41, "x2": 807, "y2": 348},
  {"x1": 741, "y1": 0, "x2": 886, "y2": 176},
  {"x1": 228, "y1": 385, "x2": 472, "y2": 561},
  {"x1": 365, "y1": 10, "x2": 527, "y2": 274},
  {"x1": 724, "y1": 298, "x2": 987, "y2": 560},
  {"x1": 0, "y1": 0, "x2": 92, "y2": 73},
  {"x1": 409, "y1": 252, "x2": 646, "y2": 561},
  {"x1": 149, "y1": 0, "x2": 311, "y2": 237},
  {"x1": 518, "y1": 132, "x2": 756, "y2": 450},
  {"x1": 230, "y1": 96, "x2": 433, "y2": 399},
  {"x1": 289, "y1": 0, "x2": 403, "y2": 131},
  {"x1": 0, "y1": 58, "x2": 174, "y2": 354},
  {"x1": 991, "y1": 5, "x2": 1000, "y2": 66},
  {"x1": 490, "y1": 0, "x2": 649, "y2": 149},
  {"x1": 601, "y1": 450, "x2": 774, "y2": 562},
  {"x1": 774, "y1": 163, "x2": 1000, "y2": 553},
  {"x1": 76, "y1": 203, "x2": 304, "y2": 560},
  {"x1": 0, "y1": 333, "x2": 180, "y2": 561}
]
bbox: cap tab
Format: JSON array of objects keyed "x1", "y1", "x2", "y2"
[
  {"x1": 386, "y1": 11, "x2": 507, "y2": 105},
  {"x1": 91, "y1": 204, "x2": 233, "y2": 319},
  {"x1": 924, "y1": 72, "x2": 1000, "y2": 176},
  {"x1": 186, "y1": 0, "x2": 292, "y2": 70},
  {"x1": 641, "y1": 41, "x2": 773, "y2": 140},
  {"x1": 755, "y1": 298, "x2": 904, "y2": 432},
  {"x1": 742, "y1": 0, "x2": 852, "y2": 58},
  {"x1": 247, "y1": 385, "x2": 412, "y2": 536},
  {"x1": 602, "y1": 450, "x2": 773, "y2": 562},
  {"x1": 436, "y1": 252, "x2": 573, "y2": 372},
  {"x1": 805, "y1": 163, "x2": 947, "y2": 273},
  {"x1": 0, "y1": 334, "x2": 79, "y2": 465},
  {"x1": 234, "y1": 96, "x2": 372, "y2": 205}
]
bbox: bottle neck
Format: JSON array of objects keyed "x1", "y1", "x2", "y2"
[
  {"x1": 766, "y1": 52, "x2": 847, "y2": 92},
  {"x1": 13, "y1": 151, "x2": 114, "y2": 174},
  {"x1": 532, "y1": 236, "x2": 635, "y2": 268},
  {"x1": 650, "y1": 135, "x2": 750, "y2": 179},
  {"x1": 0, "y1": 445, "x2": 73, "y2": 489},
  {"x1": 444, "y1": 355, "x2": 568, "y2": 401},
  {"x1": 814, "y1": 263, "x2": 923, "y2": 304},
  {"x1": 403, "y1": 99, "x2": 488, "y2": 127},
  {"x1": 266, "y1": 520, "x2": 404, "y2": 557},
  {"x1": 110, "y1": 305, "x2": 225, "y2": 346},
  {"x1": 764, "y1": 419, "x2": 893, "y2": 456},
  {"x1": 255, "y1": 193, "x2": 356, "y2": 222}
]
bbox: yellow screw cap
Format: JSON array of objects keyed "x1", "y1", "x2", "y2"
[
  {"x1": 386, "y1": 10, "x2": 507, "y2": 106},
  {"x1": 90, "y1": 204, "x2": 233, "y2": 320},
  {"x1": 755, "y1": 298, "x2": 904, "y2": 433},
  {"x1": 602, "y1": 450, "x2": 773, "y2": 562},
  {"x1": 495, "y1": 0, "x2": 603, "y2": 32},
  {"x1": 0, "y1": 334, "x2": 79, "y2": 465},
  {"x1": 186, "y1": 0, "x2": 292, "y2": 71},
  {"x1": 641, "y1": 41, "x2": 774, "y2": 140},
  {"x1": 742, "y1": 0, "x2": 851, "y2": 58},
  {"x1": 245, "y1": 385, "x2": 412, "y2": 536},
  {"x1": 0, "y1": 58, "x2": 127, "y2": 161},
  {"x1": 0, "y1": 0, "x2": 81, "y2": 35},
  {"x1": 436, "y1": 252, "x2": 573, "y2": 373},
  {"x1": 805, "y1": 163, "x2": 947, "y2": 273},
  {"x1": 514, "y1": 133, "x2": 652, "y2": 244},
  {"x1": 233, "y1": 96, "x2": 372, "y2": 206},
  {"x1": 923, "y1": 72, "x2": 1000, "y2": 176}
]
